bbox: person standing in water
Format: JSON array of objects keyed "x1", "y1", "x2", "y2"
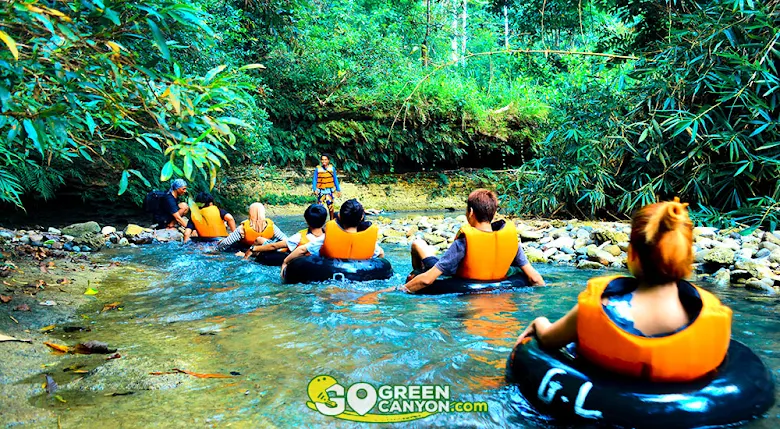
[{"x1": 312, "y1": 153, "x2": 341, "y2": 220}]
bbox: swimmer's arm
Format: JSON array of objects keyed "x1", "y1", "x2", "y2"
[
  {"x1": 520, "y1": 263, "x2": 545, "y2": 286},
  {"x1": 172, "y1": 211, "x2": 187, "y2": 228},
  {"x1": 253, "y1": 241, "x2": 287, "y2": 252},
  {"x1": 401, "y1": 266, "x2": 442, "y2": 293},
  {"x1": 224, "y1": 213, "x2": 237, "y2": 232},
  {"x1": 281, "y1": 245, "x2": 309, "y2": 275},
  {"x1": 517, "y1": 305, "x2": 578, "y2": 349}
]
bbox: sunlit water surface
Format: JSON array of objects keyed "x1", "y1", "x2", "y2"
[{"x1": 34, "y1": 216, "x2": 780, "y2": 428}]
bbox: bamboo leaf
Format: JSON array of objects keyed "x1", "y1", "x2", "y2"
[
  {"x1": 0, "y1": 30, "x2": 19, "y2": 61},
  {"x1": 118, "y1": 170, "x2": 129, "y2": 195},
  {"x1": 146, "y1": 18, "x2": 171, "y2": 62}
]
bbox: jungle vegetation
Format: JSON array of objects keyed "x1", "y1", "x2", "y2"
[{"x1": 1, "y1": 0, "x2": 778, "y2": 228}]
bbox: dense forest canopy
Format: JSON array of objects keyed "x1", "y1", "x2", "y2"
[{"x1": 1, "y1": 0, "x2": 778, "y2": 228}]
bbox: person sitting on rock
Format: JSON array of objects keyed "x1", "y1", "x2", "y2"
[
  {"x1": 153, "y1": 179, "x2": 189, "y2": 229},
  {"x1": 183, "y1": 192, "x2": 237, "y2": 243},
  {"x1": 401, "y1": 189, "x2": 545, "y2": 293},
  {"x1": 216, "y1": 202, "x2": 287, "y2": 252},
  {"x1": 515, "y1": 198, "x2": 733, "y2": 383},
  {"x1": 243, "y1": 203, "x2": 328, "y2": 259},
  {"x1": 281, "y1": 199, "x2": 384, "y2": 275}
]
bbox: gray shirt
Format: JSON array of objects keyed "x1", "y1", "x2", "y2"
[{"x1": 434, "y1": 237, "x2": 530, "y2": 276}]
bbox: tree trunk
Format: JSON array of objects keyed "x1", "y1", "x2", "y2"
[
  {"x1": 503, "y1": 5, "x2": 509, "y2": 49},
  {"x1": 461, "y1": 0, "x2": 467, "y2": 67},
  {"x1": 422, "y1": 0, "x2": 430, "y2": 66}
]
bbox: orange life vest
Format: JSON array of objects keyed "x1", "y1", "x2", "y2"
[
  {"x1": 241, "y1": 218, "x2": 275, "y2": 245},
  {"x1": 455, "y1": 220, "x2": 518, "y2": 281},
  {"x1": 577, "y1": 275, "x2": 732, "y2": 382},
  {"x1": 297, "y1": 228, "x2": 311, "y2": 247},
  {"x1": 192, "y1": 205, "x2": 228, "y2": 238},
  {"x1": 316, "y1": 165, "x2": 336, "y2": 189},
  {"x1": 319, "y1": 220, "x2": 377, "y2": 260}
]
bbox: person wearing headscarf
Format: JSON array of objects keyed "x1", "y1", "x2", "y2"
[{"x1": 216, "y1": 202, "x2": 287, "y2": 251}]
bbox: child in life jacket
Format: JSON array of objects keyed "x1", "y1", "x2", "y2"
[
  {"x1": 243, "y1": 204, "x2": 328, "y2": 259},
  {"x1": 515, "y1": 198, "x2": 732, "y2": 382}
]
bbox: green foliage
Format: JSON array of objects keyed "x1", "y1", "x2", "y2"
[
  {"x1": 0, "y1": 0, "x2": 267, "y2": 208},
  {"x1": 506, "y1": 0, "x2": 780, "y2": 227}
]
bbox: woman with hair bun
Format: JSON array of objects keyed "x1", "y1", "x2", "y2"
[{"x1": 516, "y1": 198, "x2": 732, "y2": 382}]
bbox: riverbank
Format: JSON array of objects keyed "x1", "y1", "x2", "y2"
[{"x1": 372, "y1": 214, "x2": 780, "y2": 293}]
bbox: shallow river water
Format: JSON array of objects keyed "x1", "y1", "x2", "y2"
[{"x1": 31, "y1": 216, "x2": 780, "y2": 428}]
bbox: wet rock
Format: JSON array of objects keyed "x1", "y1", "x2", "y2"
[
  {"x1": 47, "y1": 227, "x2": 61, "y2": 235},
  {"x1": 52, "y1": 241, "x2": 63, "y2": 250},
  {"x1": 406, "y1": 225, "x2": 419, "y2": 237},
  {"x1": 764, "y1": 231, "x2": 780, "y2": 246},
  {"x1": 423, "y1": 233, "x2": 446, "y2": 245},
  {"x1": 735, "y1": 259, "x2": 775, "y2": 280},
  {"x1": 761, "y1": 241, "x2": 779, "y2": 251},
  {"x1": 730, "y1": 269, "x2": 752, "y2": 284},
  {"x1": 694, "y1": 237, "x2": 717, "y2": 249},
  {"x1": 755, "y1": 248, "x2": 771, "y2": 259},
  {"x1": 603, "y1": 245, "x2": 622, "y2": 257},
  {"x1": 712, "y1": 268, "x2": 731, "y2": 288},
  {"x1": 587, "y1": 247, "x2": 616, "y2": 265},
  {"x1": 524, "y1": 247, "x2": 547, "y2": 263},
  {"x1": 382, "y1": 236, "x2": 407, "y2": 245},
  {"x1": 575, "y1": 229, "x2": 592, "y2": 240},
  {"x1": 154, "y1": 229, "x2": 183, "y2": 243},
  {"x1": 124, "y1": 224, "x2": 146, "y2": 238},
  {"x1": 62, "y1": 221, "x2": 101, "y2": 237},
  {"x1": 19, "y1": 236, "x2": 30, "y2": 244},
  {"x1": 770, "y1": 249, "x2": 780, "y2": 264},
  {"x1": 703, "y1": 247, "x2": 735, "y2": 265},
  {"x1": 72, "y1": 246, "x2": 81, "y2": 252},
  {"x1": 735, "y1": 248, "x2": 754, "y2": 261},
  {"x1": 455, "y1": 215, "x2": 467, "y2": 223},
  {"x1": 551, "y1": 253, "x2": 574, "y2": 263},
  {"x1": 577, "y1": 260, "x2": 605, "y2": 270},
  {"x1": 101, "y1": 226, "x2": 117, "y2": 235},
  {"x1": 543, "y1": 248, "x2": 557, "y2": 259},
  {"x1": 381, "y1": 229, "x2": 405, "y2": 238},
  {"x1": 72, "y1": 232, "x2": 106, "y2": 250},
  {"x1": 29, "y1": 234, "x2": 43, "y2": 244},
  {"x1": 693, "y1": 227, "x2": 718, "y2": 238},
  {"x1": 118, "y1": 238, "x2": 129, "y2": 247},
  {"x1": 745, "y1": 279, "x2": 776, "y2": 295},
  {"x1": 129, "y1": 232, "x2": 154, "y2": 245},
  {"x1": 593, "y1": 229, "x2": 629, "y2": 245},
  {"x1": 543, "y1": 236, "x2": 574, "y2": 251},
  {"x1": 62, "y1": 234, "x2": 74, "y2": 242},
  {"x1": 560, "y1": 246, "x2": 575, "y2": 255},
  {"x1": 519, "y1": 230, "x2": 544, "y2": 241},
  {"x1": 63, "y1": 242, "x2": 74, "y2": 251}
]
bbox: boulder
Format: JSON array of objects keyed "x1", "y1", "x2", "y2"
[
  {"x1": 124, "y1": 224, "x2": 147, "y2": 237},
  {"x1": 101, "y1": 226, "x2": 117, "y2": 235},
  {"x1": 587, "y1": 247, "x2": 616, "y2": 265},
  {"x1": 770, "y1": 249, "x2": 780, "y2": 264},
  {"x1": 593, "y1": 229, "x2": 629, "y2": 245},
  {"x1": 72, "y1": 232, "x2": 106, "y2": 250},
  {"x1": 524, "y1": 247, "x2": 547, "y2": 263},
  {"x1": 755, "y1": 248, "x2": 771, "y2": 259},
  {"x1": 745, "y1": 279, "x2": 776, "y2": 295},
  {"x1": 129, "y1": 232, "x2": 154, "y2": 245},
  {"x1": 694, "y1": 237, "x2": 717, "y2": 249},
  {"x1": 711, "y1": 268, "x2": 731, "y2": 288},
  {"x1": 719, "y1": 238, "x2": 741, "y2": 251},
  {"x1": 543, "y1": 248, "x2": 557, "y2": 259},
  {"x1": 154, "y1": 229, "x2": 183, "y2": 243},
  {"x1": 603, "y1": 244, "x2": 622, "y2": 257},
  {"x1": 703, "y1": 247, "x2": 735, "y2": 265},
  {"x1": 577, "y1": 260, "x2": 605, "y2": 270},
  {"x1": 47, "y1": 227, "x2": 61, "y2": 235},
  {"x1": 62, "y1": 221, "x2": 101, "y2": 237},
  {"x1": 761, "y1": 241, "x2": 779, "y2": 251},
  {"x1": 519, "y1": 230, "x2": 544, "y2": 241},
  {"x1": 543, "y1": 236, "x2": 574, "y2": 251},
  {"x1": 423, "y1": 233, "x2": 446, "y2": 245},
  {"x1": 693, "y1": 227, "x2": 717, "y2": 238},
  {"x1": 382, "y1": 229, "x2": 406, "y2": 238},
  {"x1": 735, "y1": 259, "x2": 775, "y2": 280},
  {"x1": 735, "y1": 248, "x2": 754, "y2": 261}
]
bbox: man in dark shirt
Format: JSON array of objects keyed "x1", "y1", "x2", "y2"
[{"x1": 153, "y1": 179, "x2": 189, "y2": 229}]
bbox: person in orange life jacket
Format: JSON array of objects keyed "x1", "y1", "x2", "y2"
[
  {"x1": 515, "y1": 198, "x2": 732, "y2": 382},
  {"x1": 400, "y1": 189, "x2": 545, "y2": 293},
  {"x1": 281, "y1": 199, "x2": 384, "y2": 277},
  {"x1": 154, "y1": 179, "x2": 190, "y2": 229},
  {"x1": 183, "y1": 192, "x2": 237, "y2": 243},
  {"x1": 312, "y1": 153, "x2": 341, "y2": 220},
  {"x1": 243, "y1": 204, "x2": 328, "y2": 260},
  {"x1": 216, "y1": 202, "x2": 288, "y2": 252}
]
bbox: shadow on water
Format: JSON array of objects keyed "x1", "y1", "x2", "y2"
[{"x1": 24, "y1": 216, "x2": 780, "y2": 428}]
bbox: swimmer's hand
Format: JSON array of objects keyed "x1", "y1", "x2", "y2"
[
  {"x1": 280, "y1": 263, "x2": 287, "y2": 279},
  {"x1": 243, "y1": 248, "x2": 254, "y2": 260}
]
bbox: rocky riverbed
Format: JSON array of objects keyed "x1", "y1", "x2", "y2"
[
  {"x1": 374, "y1": 215, "x2": 780, "y2": 294},
  {"x1": 3, "y1": 216, "x2": 779, "y2": 294}
]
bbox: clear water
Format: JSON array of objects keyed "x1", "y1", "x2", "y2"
[{"x1": 33, "y1": 216, "x2": 780, "y2": 428}]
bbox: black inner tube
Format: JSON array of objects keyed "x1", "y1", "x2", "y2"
[
  {"x1": 413, "y1": 271, "x2": 531, "y2": 295},
  {"x1": 283, "y1": 255, "x2": 393, "y2": 284},
  {"x1": 254, "y1": 250, "x2": 288, "y2": 266},
  {"x1": 506, "y1": 339, "x2": 776, "y2": 428}
]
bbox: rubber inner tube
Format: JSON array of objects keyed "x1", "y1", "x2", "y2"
[
  {"x1": 190, "y1": 236, "x2": 223, "y2": 243},
  {"x1": 414, "y1": 271, "x2": 531, "y2": 295},
  {"x1": 254, "y1": 251, "x2": 288, "y2": 266},
  {"x1": 283, "y1": 255, "x2": 393, "y2": 284},
  {"x1": 506, "y1": 339, "x2": 776, "y2": 428}
]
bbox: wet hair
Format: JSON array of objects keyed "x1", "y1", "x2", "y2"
[
  {"x1": 629, "y1": 197, "x2": 693, "y2": 284},
  {"x1": 338, "y1": 199, "x2": 364, "y2": 228},
  {"x1": 466, "y1": 189, "x2": 498, "y2": 223},
  {"x1": 304, "y1": 204, "x2": 328, "y2": 229},
  {"x1": 170, "y1": 178, "x2": 187, "y2": 191},
  {"x1": 195, "y1": 192, "x2": 215, "y2": 206}
]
